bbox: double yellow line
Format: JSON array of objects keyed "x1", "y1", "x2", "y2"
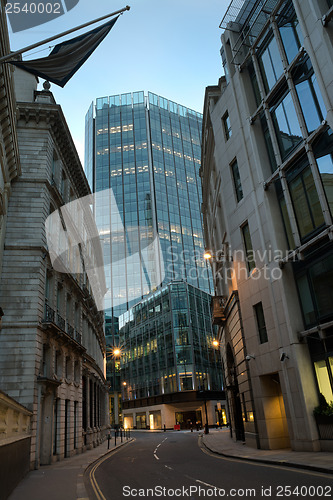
[{"x1": 88, "y1": 439, "x2": 135, "y2": 500}]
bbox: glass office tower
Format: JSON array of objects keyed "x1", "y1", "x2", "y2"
[
  {"x1": 85, "y1": 92, "x2": 212, "y2": 325},
  {"x1": 85, "y1": 92, "x2": 215, "y2": 424}
]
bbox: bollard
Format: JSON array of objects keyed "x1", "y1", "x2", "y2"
[
  {"x1": 114, "y1": 429, "x2": 117, "y2": 447},
  {"x1": 107, "y1": 433, "x2": 111, "y2": 449},
  {"x1": 129, "y1": 428, "x2": 130, "y2": 438},
  {"x1": 164, "y1": 424, "x2": 166, "y2": 432},
  {"x1": 120, "y1": 428, "x2": 123, "y2": 443}
]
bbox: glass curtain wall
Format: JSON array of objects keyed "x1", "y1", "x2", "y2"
[{"x1": 119, "y1": 282, "x2": 223, "y2": 400}]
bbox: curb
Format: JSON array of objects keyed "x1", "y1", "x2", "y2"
[
  {"x1": 77, "y1": 438, "x2": 134, "y2": 500},
  {"x1": 200, "y1": 436, "x2": 333, "y2": 476}
]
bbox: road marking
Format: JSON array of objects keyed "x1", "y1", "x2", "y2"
[
  {"x1": 153, "y1": 436, "x2": 168, "y2": 461},
  {"x1": 196, "y1": 479, "x2": 218, "y2": 488},
  {"x1": 88, "y1": 439, "x2": 135, "y2": 500},
  {"x1": 165, "y1": 465, "x2": 173, "y2": 470}
]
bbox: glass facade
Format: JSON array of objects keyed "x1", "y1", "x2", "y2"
[
  {"x1": 119, "y1": 281, "x2": 223, "y2": 400},
  {"x1": 85, "y1": 92, "x2": 212, "y2": 395}
]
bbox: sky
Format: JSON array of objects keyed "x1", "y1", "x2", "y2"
[{"x1": 7, "y1": 0, "x2": 230, "y2": 163}]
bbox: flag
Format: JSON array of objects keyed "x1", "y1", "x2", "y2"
[{"x1": 9, "y1": 15, "x2": 119, "y2": 87}]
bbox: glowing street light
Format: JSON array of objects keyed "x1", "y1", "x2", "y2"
[
  {"x1": 212, "y1": 339, "x2": 219, "y2": 348},
  {"x1": 113, "y1": 348, "x2": 121, "y2": 357},
  {"x1": 204, "y1": 251, "x2": 212, "y2": 260}
]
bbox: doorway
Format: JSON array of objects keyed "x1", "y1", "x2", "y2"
[{"x1": 260, "y1": 373, "x2": 290, "y2": 449}]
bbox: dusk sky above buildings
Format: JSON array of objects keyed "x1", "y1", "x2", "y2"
[{"x1": 7, "y1": 0, "x2": 230, "y2": 163}]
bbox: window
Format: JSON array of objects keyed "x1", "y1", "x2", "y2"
[
  {"x1": 295, "y1": 252, "x2": 333, "y2": 328},
  {"x1": 278, "y1": 1, "x2": 303, "y2": 64},
  {"x1": 258, "y1": 34, "x2": 284, "y2": 93},
  {"x1": 231, "y1": 160, "x2": 243, "y2": 202},
  {"x1": 241, "y1": 222, "x2": 255, "y2": 272},
  {"x1": 254, "y1": 302, "x2": 268, "y2": 344},
  {"x1": 271, "y1": 90, "x2": 302, "y2": 160},
  {"x1": 313, "y1": 128, "x2": 333, "y2": 217},
  {"x1": 222, "y1": 112, "x2": 232, "y2": 140},
  {"x1": 275, "y1": 180, "x2": 296, "y2": 249},
  {"x1": 314, "y1": 360, "x2": 333, "y2": 403},
  {"x1": 248, "y1": 61, "x2": 261, "y2": 108},
  {"x1": 61, "y1": 170, "x2": 66, "y2": 199},
  {"x1": 286, "y1": 157, "x2": 325, "y2": 241},
  {"x1": 293, "y1": 57, "x2": 326, "y2": 134},
  {"x1": 261, "y1": 114, "x2": 277, "y2": 173}
]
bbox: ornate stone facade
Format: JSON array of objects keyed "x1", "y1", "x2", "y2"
[{"x1": 0, "y1": 67, "x2": 109, "y2": 469}]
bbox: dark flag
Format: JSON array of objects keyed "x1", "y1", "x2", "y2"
[{"x1": 9, "y1": 15, "x2": 119, "y2": 87}]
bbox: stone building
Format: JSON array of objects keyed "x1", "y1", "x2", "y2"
[
  {"x1": 0, "y1": 3, "x2": 33, "y2": 497},
  {"x1": 0, "y1": 67, "x2": 109, "y2": 470},
  {"x1": 201, "y1": 0, "x2": 333, "y2": 451}
]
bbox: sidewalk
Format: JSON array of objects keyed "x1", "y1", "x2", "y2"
[
  {"x1": 8, "y1": 437, "x2": 134, "y2": 500},
  {"x1": 201, "y1": 429, "x2": 333, "y2": 474}
]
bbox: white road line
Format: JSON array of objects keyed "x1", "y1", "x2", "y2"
[
  {"x1": 153, "y1": 437, "x2": 168, "y2": 461},
  {"x1": 165, "y1": 465, "x2": 173, "y2": 470},
  {"x1": 196, "y1": 479, "x2": 218, "y2": 488}
]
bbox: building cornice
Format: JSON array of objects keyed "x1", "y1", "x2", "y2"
[{"x1": 17, "y1": 98, "x2": 90, "y2": 199}]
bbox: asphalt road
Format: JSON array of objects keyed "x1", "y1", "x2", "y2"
[{"x1": 86, "y1": 431, "x2": 333, "y2": 500}]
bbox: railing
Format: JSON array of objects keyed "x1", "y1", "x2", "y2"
[
  {"x1": 43, "y1": 303, "x2": 82, "y2": 345},
  {"x1": 211, "y1": 296, "x2": 227, "y2": 325},
  {"x1": 66, "y1": 321, "x2": 74, "y2": 338},
  {"x1": 44, "y1": 303, "x2": 55, "y2": 322},
  {"x1": 57, "y1": 312, "x2": 66, "y2": 331}
]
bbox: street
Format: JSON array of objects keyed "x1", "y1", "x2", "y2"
[{"x1": 85, "y1": 431, "x2": 333, "y2": 500}]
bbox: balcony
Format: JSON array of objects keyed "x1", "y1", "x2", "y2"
[
  {"x1": 43, "y1": 303, "x2": 82, "y2": 345},
  {"x1": 211, "y1": 296, "x2": 227, "y2": 325}
]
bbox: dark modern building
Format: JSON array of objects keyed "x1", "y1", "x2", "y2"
[
  {"x1": 120, "y1": 281, "x2": 225, "y2": 430},
  {"x1": 85, "y1": 92, "x2": 222, "y2": 425}
]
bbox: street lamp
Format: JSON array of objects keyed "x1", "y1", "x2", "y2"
[{"x1": 212, "y1": 339, "x2": 219, "y2": 348}]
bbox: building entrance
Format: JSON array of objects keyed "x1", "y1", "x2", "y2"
[
  {"x1": 175, "y1": 410, "x2": 201, "y2": 429},
  {"x1": 260, "y1": 373, "x2": 290, "y2": 449}
]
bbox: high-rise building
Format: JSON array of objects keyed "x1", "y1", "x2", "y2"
[
  {"x1": 85, "y1": 92, "x2": 222, "y2": 426},
  {"x1": 201, "y1": 0, "x2": 333, "y2": 451}
]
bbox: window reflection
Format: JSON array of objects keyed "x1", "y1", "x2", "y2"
[
  {"x1": 293, "y1": 57, "x2": 326, "y2": 134},
  {"x1": 258, "y1": 34, "x2": 284, "y2": 93},
  {"x1": 271, "y1": 91, "x2": 302, "y2": 160},
  {"x1": 313, "y1": 128, "x2": 333, "y2": 217},
  {"x1": 287, "y1": 159, "x2": 324, "y2": 240},
  {"x1": 278, "y1": 0, "x2": 303, "y2": 64}
]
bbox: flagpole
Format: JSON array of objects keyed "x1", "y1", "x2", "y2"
[{"x1": 0, "y1": 5, "x2": 130, "y2": 64}]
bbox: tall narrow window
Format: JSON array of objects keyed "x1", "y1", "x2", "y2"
[
  {"x1": 241, "y1": 222, "x2": 255, "y2": 272},
  {"x1": 287, "y1": 158, "x2": 325, "y2": 240},
  {"x1": 278, "y1": 1, "x2": 303, "y2": 64},
  {"x1": 313, "y1": 128, "x2": 333, "y2": 217},
  {"x1": 271, "y1": 90, "x2": 302, "y2": 160},
  {"x1": 231, "y1": 160, "x2": 243, "y2": 202},
  {"x1": 258, "y1": 34, "x2": 284, "y2": 93},
  {"x1": 293, "y1": 57, "x2": 326, "y2": 134},
  {"x1": 261, "y1": 114, "x2": 277, "y2": 173},
  {"x1": 254, "y1": 302, "x2": 268, "y2": 344},
  {"x1": 222, "y1": 112, "x2": 232, "y2": 140}
]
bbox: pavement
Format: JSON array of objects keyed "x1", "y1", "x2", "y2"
[
  {"x1": 201, "y1": 428, "x2": 333, "y2": 474},
  {"x1": 8, "y1": 428, "x2": 333, "y2": 500},
  {"x1": 8, "y1": 435, "x2": 134, "y2": 500}
]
